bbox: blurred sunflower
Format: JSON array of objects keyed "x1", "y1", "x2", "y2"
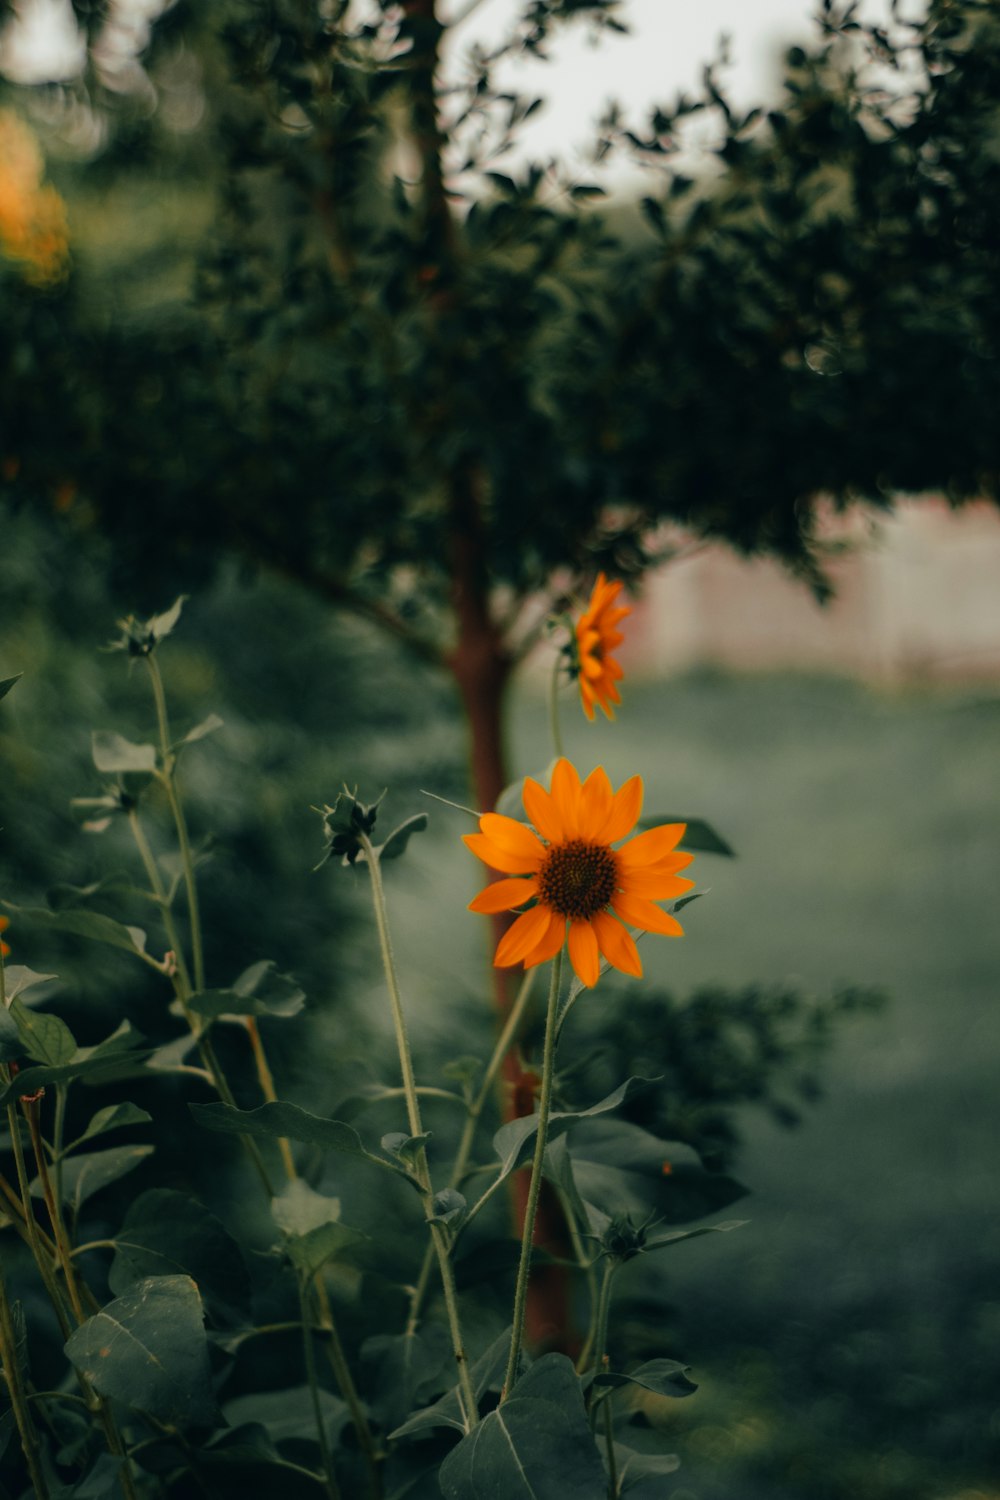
[
  {"x1": 0, "y1": 915, "x2": 10, "y2": 959},
  {"x1": 574, "y1": 573, "x2": 630, "y2": 721},
  {"x1": 465, "y1": 759, "x2": 693, "y2": 988}
]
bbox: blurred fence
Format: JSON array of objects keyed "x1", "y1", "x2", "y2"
[{"x1": 628, "y1": 498, "x2": 1000, "y2": 684}]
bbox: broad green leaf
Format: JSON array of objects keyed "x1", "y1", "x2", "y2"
[
  {"x1": 9, "y1": 996, "x2": 76, "y2": 1065},
  {"x1": 2, "y1": 904, "x2": 149, "y2": 959},
  {"x1": 637, "y1": 815, "x2": 735, "y2": 856},
  {"x1": 381, "y1": 1131, "x2": 431, "y2": 1168},
  {"x1": 223, "y1": 1385, "x2": 347, "y2": 1446},
  {"x1": 68, "y1": 1102, "x2": 152, "y2": 1151},
  {"x1": 594, "y1": 1358, "x2": 698, "y2": 1399},
  {"x1": 67, "y1": 1452, "x2": 127, "y2": 1498},
  {"x1": 189, "y1": 1100, "x2": 412, "y2": 1180},
  {"x1": 613, "y1": 1445, "x2": 681, "y2": 1493},
  {"x1": 438, "y1": 1355, "x2": 606, "y2": 1500},
  {"x1": 565, "y1": 1117, "x2": 748, "y2": 1226},
  {"x1": 188, "y1": 960, "x2": 305, "y2": 1022},
  {"x1": 0, "y1": 964, "x2": 58, "y2": 1002},
  {"x1": 361, "y1": 1325, "x2": 453, "y2": 1432},
  {"x1": 271, "y1": 1179, "x2": 367, "y2": 1276},
  {"x1": 0, "y1": 1006, "x2": 21, "y2": 1063},
  {"x1": 390, "y1": 1327, "x2": 512, "y2": 1440},
  {"x1": 146, "y1": 596, "x2": 186, "y2": 643},
  {"x1": 176, "y1": 713, "x2": 224, "y2": 749},
  {"x1": 0, "y1": 673, "x2": 22, "y2": 702},
  {"x1": 378, "y1": 813, "x2": 428, "y2": 860},
  {"x1": 429, "y1": 1188, "x2": 467, "y2": 1229},
  {"x1": 491, "y1": 1077, "x2": 657, "y2": 1187},
  {"x1": 109, "y1": 1189, "x2": 251, "y2": 1323},
  {"x1": 50, "y1": 1145, "x2": 154, "y2": 1215},
  {"x1": 91, "y1": 730, "x2": 157, "y2": 775},
  {"x1": 65, "y1": 1274, "x2": 219, "y2": 1427},
  {"x1": 0, "y1": 1021, "x2": 148, "y2": 1104}
]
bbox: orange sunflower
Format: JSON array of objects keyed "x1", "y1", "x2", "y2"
[
  {"x1": 0, "y1": 915, "x2": 9, "y2": 959},
  {"x1": 465, "y1": 759, "x2": 694, "y2": 988},
  {"x1": 575, "y1": 573, "x2": 630, "y2": 721}
]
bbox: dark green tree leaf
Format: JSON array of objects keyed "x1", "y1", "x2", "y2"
[
  {"x1": 65, "y1": 1275, "x2": 220, "y2": 1427},
  {"x1": 492, "y1": 1077, "x2": 657, "y2": 1188},
  {"x1": 109, "y1": 1189, "x2": 251, "y2": 1324},
  {"x1": 9, "y1": 996, "x2": 76, "y2": 1065},
  {"x1": 390, "y1": 1327, "x2": 512, "y2": 1440},
  {"x1": 594, "y1": 1357, "x2": 698, "y2": 1398},
  {"x1": 188, "y1": 959, "x2": 306, "y2": 1021},
  {"x1": 189, "y1": 1099, "x2": 412, "y2": 1180},
  {"x1": 361, "y1": 1324, "x2": 453, "y2": 1432},
  {"x1": 52, "y1": 1145, "x2": 155, "y2": 1215},
  {"x1": 439, "y1": 1355, "x2": 606, "y2": 1500},
  {"x1": 271, "y1": 1179, "x2": 367, "y2": 1275}
]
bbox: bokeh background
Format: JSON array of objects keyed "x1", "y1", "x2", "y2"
[{"x1": 2, "y1": 3, "x2": 999, "y2": 1498}]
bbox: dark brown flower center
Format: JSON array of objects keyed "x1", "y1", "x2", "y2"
[{"x1": 537, "y1": 839, "x2": 618, "y2": 920}]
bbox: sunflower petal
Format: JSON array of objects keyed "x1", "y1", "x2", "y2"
[
  {"x1": 477, "y1": 814, "x2": 545, "y2": 864},
  {"x1": 468, "y1": 877, "x2": 538, "y2": 914},
  {"x1": 550, "y1": 758, "x2": 582, "y2": 833},
  {"x1": 611, "y1": 890, "x2": 685, "y2": 936},
  {"x1": 463, "y1": 833, "x2": 538, "y2": 875},
  {"x1": 599, "y1": 774, "x2": 643, "y2": 844},
  {"x1": 592, "y1": 911, "x2": 643, "y2": 978},
  {"x1": 617, "y1": 823, "x2": 687, "y2": 867},
  {"x1": 523, "y1": 909, "x2": 566, "y2": 968},
  {"x1": 568, "y1": 920, "x2": 601, "y2": 988},
  {"x1": 578, "y1": 766, "x2": 613, "y2": 841},
  {"x1": 619, "y1": 870, "x2": 695, "y2": 901},
  {"x1": 495, "y1": 905, "x2": 554, "y2": 967},
  {"x1": 522, "y1": 777, "x2": 565, "y2": 843}
]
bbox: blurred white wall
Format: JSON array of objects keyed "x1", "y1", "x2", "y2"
[{"x1": 628, "y1": 499, "x2": 1000, "y2": 684}]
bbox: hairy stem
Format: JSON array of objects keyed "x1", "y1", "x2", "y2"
[
  {"x1": 501, "y1": 946, "x2": 564, "y2": 1400},
  {"x1": 298, "y1": 1277, "x2": 343, "y2": 1500},
  {"x1": 0, "y1": 1271, "x2": 49, "y2": 1499},
  {"x1": 359, "y1": 832, "x2": 478, "y2": 1430}
]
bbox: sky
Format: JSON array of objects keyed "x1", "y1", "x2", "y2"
[{"x1": 2, "y1": 0, "x2": 905, "y2": 159}]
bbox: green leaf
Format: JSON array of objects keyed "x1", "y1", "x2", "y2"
[
  {"x1": 361, "y1": 1325, "x2": 453, "y2": 1433},
  {"x1": 565, "y1": 1118, "x2": 748, "y2": 1226},
  {"x1": 0, "y1": 1021, "x2": 148, "y2": 1104},
  {"x1": 176, "y1": 713, "x2": 224, "y2": 749},
  {"x1": 438, "y1": 1355, "x2": 606, "y2": 1500},
  {"x1": 381, "y1": 1131, "x2": 431, "y2": 1169},
  {"x1": 378, "y1": 813, "x2": 428, "y2": 860},
  {"x1": 2, "y1": 903, "x2": 149, "y2": 959},
  {"x1": 64, "y1": 1274, "x2": 219, "y2": 1428},
  {"x1": 613, "y1": 1445, "x2": 681, "y2": 1493},
  {"x1": 51, "y1": 1145, "x2": 154, "y2": 1215},
  {"x1": 188, "y1": 959, "x2": 305, "y2": 1022},
  {"x1": 637, "y1": 816, "x2": 735, "y2": 856},
  {"x1": 0, "y1": 673, "x2": 22, "y2": 702},
  {"x1": 68, "y1": 1103, "x2": 152, "y2": 1151},
  {"x1": 189, "y1": 1100, "x2": 412, "y2": 1180},
  {"x1": 91, "y1": 730, "x2": 157, "y2": 775},
  {"x1": 430, "y1": 1188, "x2": 467, "y2": 1229},
  {"x1": 0, "y1": 1006, "x2": 22, "y2": 1063},
  {"x1": 0, "y1": 964, "x2": 58, "y2": 1002},
  {"x1": 491, "y1": 1077, "x2": 657, "y2": 1188},
  {"x1": 223, "y1": 1385, "x2": 347, "y2": 1446},
  {"x1": 390, "y1": 1327, "x2": 512, "y2": 1440},
  {"x1": 594, "y1": 1358, "x2": 698, "y2": 1398},
  {"x1": 9, "y1": 997, "x2": 76, "y2": 1065},
  {"x1": 109, "y1": 1189, "x2": 251, "y2": 1323},
  {"x1": 271, "y1": 1179, "x2": 367, "y2": 1275},
  {"x1": 146, "y1": 596, "x2": 187, "y2": 643},
  {"x1": 46, "y1": 876, "x2": 134, "y2": 912}
]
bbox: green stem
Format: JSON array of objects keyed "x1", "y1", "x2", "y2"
[
  {"x1": 3, "y1": 1104, "x2": 72, "y2": 1341},
  {"x1": 52, "y1": 1085, "x2": 67, "y2": 1210},
  {"x1": 405, "y1": 967, "x2": 537, "y2": 1335},
  {"x1": 359, "y1": 832, "x2": 478, "y2": 1431},
  {"x1": 602, "y1": 1396, "x2": 619, "y2": 1499},
  {"x1": 588, "y1": 1259, "x2": 617, "y2": 1433},
  {"x1": 298, "y1": 1277, "x2": 343, "y2": 1500},
  {"x1": 0, "y1": 1269, "x2": 49, "y2": 1500},
  {"x1": 145, "y1": 653, "x2": 205, "y2": 991},
  {"x1": 127, "y1": 807, "x2": 193, "y2": 994},
  {"x1": 311, "y1": 1278, "x2": 382, "y2": 1497},
  {"x1": 501, "y1": 946, "x2": 564, "y2": 1401}
]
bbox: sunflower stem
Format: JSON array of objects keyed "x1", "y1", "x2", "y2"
[
  {"x1": 501, "y1": 944, "x2": 564, "y2": 1401},
  {"x1": 587, "y1": 1258, "x2": 618, "y2": 1433},
  {"x1": 405, "y1": 967, "x2": 537, "y2": 1335},
  {"x1": 358, "y1": 832, "x2": 479, "y2": 1432}
]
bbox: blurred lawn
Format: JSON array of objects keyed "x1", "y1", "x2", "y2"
[
  {"x1": 501, "y1": 670, "x2": 1000, "y2": 1500},
  {"x1": 2, "y1": 517, "x2": 997, "y2": 1497}
]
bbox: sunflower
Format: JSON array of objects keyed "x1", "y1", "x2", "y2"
[
  {"x1": 574, "y1": 573, "x2": 630, "y2": 721},
  {"x1": 465, "y1": 759, "x2": 694, "y2": 988},
  {"x1": 0, "y1": 915, "x2": 9, "y2": 959}
]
